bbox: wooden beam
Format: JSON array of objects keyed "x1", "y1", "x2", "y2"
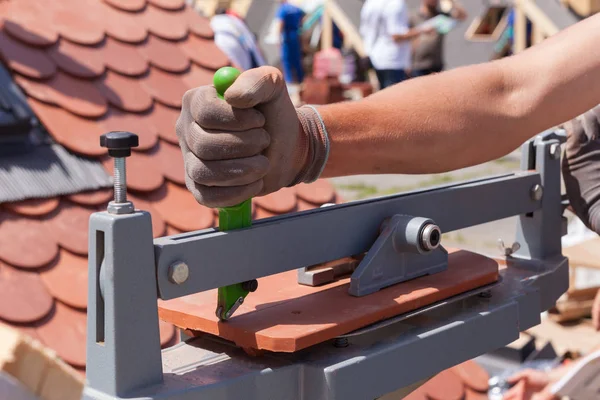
[
  {"x1": 322, "y1": 0, "x2": 333, "y2": 50},
  {"x1": 513, "y1": 0, "x2": 528, "y2": 53},
  {"x1": 520, "y1": 0, "x2": 560, "y2": 36},
  {"x1": 326, "y1": 0, "x2": 365, "y2": 56}
]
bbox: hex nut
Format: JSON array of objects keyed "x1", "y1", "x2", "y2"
[{"x1": 168, "y1": 261, "x2": 189, "y2": 285}]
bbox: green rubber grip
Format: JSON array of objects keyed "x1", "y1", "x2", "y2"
[{"x1": 214, "y1": 66, "x2": 241, "y2": 100}]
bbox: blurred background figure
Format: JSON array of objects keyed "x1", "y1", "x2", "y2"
[
  {"x1": 211, "y1": 7, "x2": 266, "y2": 71},
  {"x1": 276, "y1": 0, "x2": 306, "y2": 83},
  {"x1": 360, "y1": 0, "x2": 433, "y2": 89},
  {"x1": 410, "y1": 0, "x2": 467, "y2": 77}
]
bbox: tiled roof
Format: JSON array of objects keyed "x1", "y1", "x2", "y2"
[
  {"x1": 0, "y1": 0, "x2": 339, "y2": 371},
  {"x1": 405, "y1": 360, "x2": 490, "y2": 400}
]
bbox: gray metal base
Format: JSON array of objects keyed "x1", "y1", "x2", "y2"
[{"x1": 83, "y1": 256, "x2": 568, "y2": 400}]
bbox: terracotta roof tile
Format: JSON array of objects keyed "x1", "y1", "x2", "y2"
[
  {"x1": 47, "y1": 200, "x2": 97, "y2": 256},
  {"x1": 182, "y1": 7, "x2": 213, "y2": 38},
  {"x1": 179, "y1": 35, "x2": 229, "y2": 70},
  {"x1": 40, "y1": 250, "x2": 88, "y2": 309},
  {"x1": 296, "y1": 180, "x2": 336, "y2": 205},
  {"x1": 422, "y1": 370, "x2": 465, "y2": 400},
  {"x1": 452, "y1": 360, "x2": 490, "y2": 392},
  {"x1": 141, "y1": 67, "x2": 188, "y2": 108},
  {"x1": 102, "y1": 37, "x2": 149, "y2": 76},
  {"x1": 182, "y1": 63, "x2": 214, "y2": 88},
  {"x1": 141, "y1": 4, "x2": 189, "y2": 41},
  {"x1": 96, "y1": 71, "x2": 154, "y2": 113},
  {"x1": 0, "y1": 212, "x2": 58, "y2": 269},
  {"x1": 27, "y1": 98, "x2": 106, "y2": 157},
  {"x1": 68, "y1": 189, "x2": 113, "y2": 206},
  {"x1": 48, "y1": 40, "x2": 105, "y2": 79},
  {"x1": 159, "y1": 319, "x2": 176, "y2": 346},
  {"x1": 35, "y1": 302, "x2": 87, "y2": 367},
  {"x1": 149, "y1": 0, "x2": 185, "y2": 11},
  {"x1": 147, "y1": 182, "x2": 215, "y2": 231},
  {"x1": 465, "y1": 388, "x2": 489, "y2": 400},
  {"x1": 50, "y1": 3, "x2": 106, "y2": 46},
  {"x1": 403, "y1": 387, "x2": 427, "y2": 400},
  {"x1": 100, "y1": 3, "x2": 149, "y2": 43},
  {"x1": 155, "y1": 140, "x2": 186, "y2": 185},
  {"x1": 128, "y1": 194, "x2": 167, "y2": 238},
  {"x1": 138, "y1": 35, "x2": 190, "y2": 73},
  {"x1": 3, "y1": 198, "x2": 60, "y2": 217},
  {"x1": 0, "y1": 30, "x2": 56, "y2": 79},
  {"x1": 149, "y1": 102, "x2": 180, "y2": 144},
  {"x1": 254, "y1": 187, "x2": 297, "y2": 214},
  {"x1": 0, "y1": 2, "x2": 58, "y2": 47},
  {"x1": 15, "y1": 72, "x2": 107, "y2": 118},
  {"x1": 100, "y1": 108, "x2": 159, "y2": 151},
  {"x1": 102, "y1": 152, "x2": 164, "y2": 192},
  {"x1": 0, "y1": 261, "x2": 53, "y2": 323},
  {"x1": 103, "y1": 0, "x2": 147, "y2": 12}
]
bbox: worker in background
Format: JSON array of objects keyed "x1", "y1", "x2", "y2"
[
  {"x1": 210, "y1": 8, "x2": 266, "y2": 71},
  {"x1": 176, "y1": 12, "x2": 600, "y2": 238},
  {"x1": 276, "y1": 0, "x2": 306, "y2": 84},
  {"x1": 360, "y1": 0, "x2": 434, "y2": 89},
  {"x1": 409, "y1": 0, "x2": 467, "y2": 77}
]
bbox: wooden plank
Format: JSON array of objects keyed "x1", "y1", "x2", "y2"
[
  {"x1": 321, "y1": 0, "x2": 333, "y2": 50},
  {"x1": 159, "y1": 249, "x2": 499, "y2": 352},
  {"x1": 514, "y1": 1, "x2": 528, "y2": 53},
  {"x1": 564, "y1": 238, "x2": 600, "y2": 270}
]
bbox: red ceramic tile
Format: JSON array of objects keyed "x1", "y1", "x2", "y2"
[
  {"x1": 404, "y1": 387, "x2": 427, "y2": 400},
  {"x1": 48, "y1": 200, "x2": 95, "y2": 256},
  {"x1": 146, "y1": 182, "x2": 215, "y2": 231},
  {"x1": 254, "y1": 188, "x2": 297, "y2": 214},
  {"x1": 159, "y1": 319, "x2": 176, "y2": 346},
  {"x1": 17, "y1": 325, "x2": 43, "y2": 342},
  {"x1": 68, "y1": 189, "x2": 114, "y2": 207},
  {"x1": 0, "y1": 211, "x2": 58, "y2": 269},
  {"x1": 0, "y1": 261, "x2": 53, "y2": 324},
  {"x1": 296, "y1": 180, "x2": 336, "y2": 205},
  {"x1": 36, "y1": 302, "x2": 87, "y2": 367},
  {"x1": 48, "y1": 39, "x2": 105, "y2": 79},
  {"x1": 137, "y1": 35, "x2": 190, "y2": 73},
  {"x1": 155, "y1": 141, "x2": 185, "y2": 184},
  {"x1": 15, "y1": 72, "x2": 107, "y2": 118},
  {"x1": 103, "y1": 37, "x2": 148, "y2": 76},
  {"x1": 296, "y1": 199, "x2": 318, "y2": 212},
  {"x1": 96, "y1": 70, "x2": 153, "y2": 113},
  {"x1": 0, "y1": 1, "x2": 59, "y2": 47},
  {"x1": 254, "y1": 207, "x2": 279, "y2": 220},
  {"x1": 100, "y1": 107, "x2": 159, "y2": 151},
  {"x1": 27, "y1": 98, "x2": 106, "y2": 157},
  {"x1": 50, "y1": 3, "x2": 106, "y2": 46},
  {"x1": 40, "y1": 250, "x2": 88, "y2": 309},
  {"x1": 102, "y1": 152, "x2": 164, "y2": 192},
  {"x1": 182, "y1": 6, "x2": 213, "y2": 39},
  {"x1": 148, "y1": 102, "x2": 180, "y2": 144},
  {"x1": 181, "y1": 63, "x2": 214, "y2": 88},
  {"x1": 422, "y1": 370, "x2": 465, "y2": 400},
  {"x1": 178, "y1": 34, "x2": 228, "y2": 71},
  {"x1": 128, "y1": 193, "x2": 167, "y2": 237},
  {"x1": 465, "y1": 388, "x2": 488, "y2": 400},
  {"x1": 0, "y1": 30, "x2": 56, "y2": 79},
  {"x1": 141, "y1": 5, "x2": 189, "y2": 41},
  {"x1": 149, "y1": 0, "x2": 184, "y2": 10},
  {"x1": 3, "y1": 198, "x2": 60, "y2": 217},
  {"x1": 99, "y1": 1, "x2": 149, "y2": 44},
  {"x1": 103, "y1": 0, "x2": 147, "y2": 12},
  {"x1": 452, "y1": 360, "x2": 490, "y2": 392},
  {"x1": 165, "y1": 225, "x2": 184, "y2": 236},
  {"x1": 141, "y1": 67, "x2": 188, "y2": 108}
]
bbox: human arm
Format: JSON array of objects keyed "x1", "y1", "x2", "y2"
[{"x1": 177, "y1": 13, "x2": 600, "y2": 208}]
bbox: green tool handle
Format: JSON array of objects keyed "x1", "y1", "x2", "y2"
[{"x1": 213, "y1": 67, "x2": 252, "y2": 231}]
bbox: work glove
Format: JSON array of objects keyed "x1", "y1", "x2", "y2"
[
  {"x1": 176, "y1": 66, "x2": 329, "y2": 208},
  {"x1": 562, "y1": 105, "x2": 600, "y2": 235}
]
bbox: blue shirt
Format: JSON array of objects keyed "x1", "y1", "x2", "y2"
[{"x1": 276, "y1": 3, "x2": 305, "y2": 42}]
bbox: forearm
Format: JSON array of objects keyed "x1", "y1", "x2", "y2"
[
  {"x1": 392, "y1": 28, "x2": 422, "y2": 42},
  {"x1": 320, "y1": 14, "x2": 600, "y2": 177}
]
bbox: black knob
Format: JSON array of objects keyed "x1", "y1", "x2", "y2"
[
  {"x1": 241, "y1": 279, "x2": 258, "y2": 293},
  {"x1": 100, "y1": 131, "x2": 139, "y2": 157}
]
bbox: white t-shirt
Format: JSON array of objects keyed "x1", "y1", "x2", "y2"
[{"x1": 360, "y1": 0, "x2": 411, "y2": 70}]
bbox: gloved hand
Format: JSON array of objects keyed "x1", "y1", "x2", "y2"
[
  {"x1": 562, "y1": 105, "x2": 600, "y2": 234},
  {"x1": 176, "y1": 67, "x2": 329, "y2": 208}
]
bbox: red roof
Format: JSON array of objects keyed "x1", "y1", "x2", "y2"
[{"x1": 0, "y1": 0, "x2": 339, "y2": 371}]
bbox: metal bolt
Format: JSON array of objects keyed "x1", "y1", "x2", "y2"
[
  {"x1": 549, "y1": 143, "x2": 561, "y2": 160},
  {"x1": 530, "y1": 184, "x2": 543, "y2": 202},
  {"x1": 333, "y1": 337, "x2": 349, "y2": 348},
  {"x1": 478, "y1": 290, "x2": 492, "y2": 299},
  {"x1": 420, "y1": 223, "x2": 441, "y2": 252},
  {"x1": 100, "y1": 131, "x2": 139, "y2": 215},
  {"x1": 168, "y1": 261, "x2": 189, "y2": 285}
]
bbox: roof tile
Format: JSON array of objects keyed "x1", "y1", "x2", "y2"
[
  {"x1": 96, "y1": 71, "x2": 154, "y2": 113},
  {"x1": 155, "y1": 140, "x2": 186, "y2": 185},
  {"x1": 141, "y1": 4, "x2": 189, "y2": 41},
  {"x1": 35, "y1": 302, "x2": 87, "y2": 368},
  {"x1": 102, "y1": 0, "x2": 147, "y2": 12},
  {"x1": 0, "y1": 261, "x2": 54, "y2": 323},
  {"x1": 296, "y1": 180, "x2": 336, "y2": 205},
  {"x1": 40, "y1": 249, "x2": 88, "y2": 309},
  {"x1": 50, "y1": 2, "x2": 106, "y2": 46},
  {"x1": 102, "y1": 37, "x2": 149, "y2": 76},
  {"x1": 3, "y1": 198, "x2": 60, "y2": 217},
  {"x1": 452, "y1": 360, "x2": 490, "y2": 392},
  {"x1": 179, "y1": 35, "x2": 229, "y2": 70},
  {"x1": 48, "y1": 39, "x2": 106, "y2": 79},
  {"x1": 27, "y1": 98, "x2": 106, "y2": 157},
  {"x1": 137, "y1": 35, "x2": 190, "y2": 73},
  {"x1": 47, "y1": 200, "x2": 97, "y2": 256},
  {"x1": 15, "y1": 72, "x2": 108, "y2": 118},
  {"x1": 0, "y1": 1, "x2": 59, "y2": 47},
  {"x1": 181, "y1": 63, "x2": 214, "y2": 88},
  {"x1": 128, "y1": 194, "x2": 167, "y2": 237},
  {"x1": 146, "y1": 182, "x2": 215, "y2": 231},
  {"x1": 102, "y1": 152, "x2": 164, "y2": 192},
  {"x1": 68, "y1": 189, "x2": 113, "y2": 206},
  {"x1": 422, "y1": 370, "x2": 465, "y2": 400},
  {"x1": 148, "y1": 0, "x2": 185, "y2": 11},
  {"x1": 100, "y1": 108, "x2": 159, "y2": 151},
  {"x1": 254, "y1": 188, "x2": 297, "y2": 214},
  {"x1": 182, "y1": 7, "x2": 213, "y2": 39},
  {"x1": 141, "y1": 67, "x2": 188, "y2": 108},
  {"x1": 0, "y1": 30, "x2": 56, "y2": 79},
  {"x1": 99, "y1": 2, "x2": 149, "y2": 43},
  {"x1": 149, "y1": 102, "x2": 180, "y2": 144},
  {"x1": 0, "y1": 211, "x2": 58, "y2": 269}
]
